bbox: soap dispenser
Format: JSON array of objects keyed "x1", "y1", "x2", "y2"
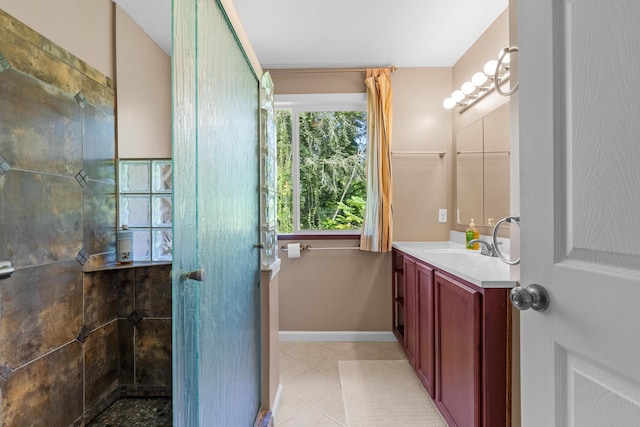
[{"x1": 466, "y1": 219, "x2": 479, "y2": 250}]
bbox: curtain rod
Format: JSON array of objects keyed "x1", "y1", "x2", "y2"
[{"x1": 268, "y1": 66, "x2": 397, "y2": 74}]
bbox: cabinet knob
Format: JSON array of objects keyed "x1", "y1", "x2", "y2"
[{"x1": 510, "y1": 284, "x2": 549, "y2": 312}]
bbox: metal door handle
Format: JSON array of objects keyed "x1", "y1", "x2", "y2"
[
  {"x1": 185, "y1": 269, "x2": 206, "y2": 282},
  {"x1": 510, "y1": 284, "x2": 549, "y2": 311}
]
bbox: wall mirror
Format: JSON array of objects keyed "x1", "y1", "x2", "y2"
[{"x1": 456, "y1": 103, "x2": 510, "y2": 227}]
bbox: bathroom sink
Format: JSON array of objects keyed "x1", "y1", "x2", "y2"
[
  {"x1": 393, "y1": 242, "x2": 515, "y2": 288},
  {"x1": 416, "y1": 248, "x2": 482, "y2": 259},
  {"x1": 471, "y1": 256, "x2": 510, "y2": 272},
  {"x1": 414, "y1": 247, "x2": 509, "y2": 272}
]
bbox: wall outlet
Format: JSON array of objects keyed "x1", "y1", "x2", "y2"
[{"x1": 438, "y1": 209, "x2": 447, "y2": 222}]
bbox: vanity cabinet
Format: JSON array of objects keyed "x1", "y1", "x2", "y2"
[
  {"x1": 392, "y1": 250, "x2": 406, "y2": 344},
  {"x1": 392, "y1": 251, "x2": 435, "y2": 396},
  {"x1": 435, "y1": 271, "x2": 482, "y2": 427},
  {"x1": 403, "y1": 257, "x2": 418, "y2": 368},
  {"x1": 416, "y1": 261, "x2": 436, "y2": 398},
  {"x1": 392, "y1": 252, "x2": 418, "y2": 368},
  {"x1": 391, "y1": 248, "x2": 511, "y2": 427}
]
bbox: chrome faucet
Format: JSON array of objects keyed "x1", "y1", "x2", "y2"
[{"x1": 469, "y1": 239, "x2": 499, "y2": 257}]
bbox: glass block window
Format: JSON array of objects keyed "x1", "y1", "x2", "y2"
[
  {"x1": 260, "y1": 72, "x2": 278, "y2": 268},
  {"x1": 118, "y1": 159, "x2": 172, "y2": 261}
]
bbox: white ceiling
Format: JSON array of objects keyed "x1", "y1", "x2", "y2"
[{"x1": 114, "y1": 0, "x2": 508, "y2": 68}]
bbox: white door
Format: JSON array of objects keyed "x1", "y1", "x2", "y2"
[{"x1": 519, "y1": 0, "x2": 640, "y2": 426}]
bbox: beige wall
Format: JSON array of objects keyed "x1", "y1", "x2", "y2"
[
  {"x1": 0, "y1": 0, "x2": 114, "y2": 79},
  {"x1": 270, "y1": 69, "x2": 366, "y2": 94},
  {"x1": 392, "y1": 67, "x2": 452, "y2": 242},
  {"x1": 273, "y1": 12, "x2": 513, "y2": 333},
  {"x1": 272, "y1": 70, "x2": 388, "y2": 332},
  {"x1": 261, "y1": 268, "x2": 280, "y2": 409},
  {"x1": 115, "y1": 5, "x2": 171, "y2": 158},
  {"x1": 273, "y1": 66, "x2": 452, "y2": 332},
  {"x1": 0, "y1": 1, "x2": 172, "y2": 159},
  {"x1": 279, "y1": 240, "x2": 391, "y2": 331}
]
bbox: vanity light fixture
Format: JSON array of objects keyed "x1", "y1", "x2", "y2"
[{"x1": 443, "y1": 46, "x2": 519, "y2": 112}]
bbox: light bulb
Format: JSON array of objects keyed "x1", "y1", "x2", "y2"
[
  {"x1": 472, "y1": 72, "x2": 488, "y2": 86},
  {"x1": 451, "y1": 90, "x2": 465, "y2": 102},
  {"x1": 443, "y1": 98, "x2": 456, "y2": 110},
  {"x1": 461, "y1": 81, "x2": 475, "y2": 95},
  {"x1": 484, "y1": 60, "x2": 498, "y2": 76},
  {"x1": 498, "y1": 48, "x2": 511, "y2": 64}
]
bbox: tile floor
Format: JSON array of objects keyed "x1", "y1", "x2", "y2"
[
  {"x1": 274, "y1": 340, "x2": 407, "y2": 426},
  {"x1": 87, "y1": 341, "x2": 406, "y2": 426},
  {"x1": 87, "y1": 397, "x2": 172, "y2": 426}
]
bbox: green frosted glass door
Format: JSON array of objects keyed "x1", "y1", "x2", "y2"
[{"x1": 172, "y1": 0, "x2": 261, "y2": 425}]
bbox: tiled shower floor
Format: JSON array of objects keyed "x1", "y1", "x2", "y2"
[{"x1": 87, "y1": 397, "x2": 172, "y2": 426}]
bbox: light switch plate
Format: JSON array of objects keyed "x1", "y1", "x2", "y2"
[{"x1": 438, "y1": 209, "x2": 447, "y2": 222}]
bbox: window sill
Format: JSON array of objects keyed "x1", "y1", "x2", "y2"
[
  {"x1": 81, "y1": 252, "x2": 172, "y2": 272},
  {"x1": 84, "y1": 260, "x2": 172, "y2": 273},
  {"x1": 278, "y1": 232, "x2": 360, "y2": 241}
]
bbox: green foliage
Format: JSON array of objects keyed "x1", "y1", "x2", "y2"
[
  {"x1": 299, "y1": 111, "x2": 367, "y2": 230},
  {"x1": 276, "y1": 109, "x2": 367, "y2": 232},
  {"x1": 276, "y1": 110, "x2": 293, "y2": 233},
  {"x1": 323, "y1": 196, "x2": 366, "y2": 229}
]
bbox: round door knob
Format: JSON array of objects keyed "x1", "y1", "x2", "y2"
[{"x1": 510, "y1": 284, "x2": 549, "y2": 312}]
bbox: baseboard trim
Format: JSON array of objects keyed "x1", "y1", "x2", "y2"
[{"x1": 279, "y1": 331, "x2": 396, "y2": 342}]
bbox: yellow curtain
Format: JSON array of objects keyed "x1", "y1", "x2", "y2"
[{"x1": 360, "y1": 68, "x2": 393, "y2": 252}]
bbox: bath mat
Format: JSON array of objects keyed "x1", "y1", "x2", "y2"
[{"x1": 339, "y1": 360, "x2": 447, "y2": 427}]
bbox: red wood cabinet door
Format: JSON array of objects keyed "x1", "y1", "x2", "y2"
[
  {"x1": 403, "y1": 256, "x2": 417, "y2": 368},
  {"x1": 392, "y1": 250, "x2": 405, "y2": 344},
  {"x1": 416, "y1": 262, "x2": 435, "y2": 398},
  {"x1": 435, "y1": 272, "x2": 481, "y2": 427}
]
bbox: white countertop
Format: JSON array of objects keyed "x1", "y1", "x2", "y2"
[{"x1": 393, "y1": 241, "x2": 518, "y2": 289}]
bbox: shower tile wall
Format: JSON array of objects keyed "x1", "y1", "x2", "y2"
[
  {"x1": 117, "y1": 266, "x2": 172, "y2": 393},
  {"x1": 0, "y1": 9, "x2": 171, "y2": 426}
]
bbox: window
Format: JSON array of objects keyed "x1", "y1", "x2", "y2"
[
  {"x1": 276, "y1": 93, "x2": 367, "y2": 233},
  {"x1": 118, "y1": 159, "x2": 173, "y2": 261}
]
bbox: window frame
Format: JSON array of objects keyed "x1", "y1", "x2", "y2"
[{"x1": 275, "y1": 93, "x2": 367, "y2": 236}]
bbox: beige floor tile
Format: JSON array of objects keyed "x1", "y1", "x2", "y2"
[
  {"x1": 315, "y1": 341, "x2": 362, "y2": 356},
  {"x1": 314, "y1": 357, "x2": 342, "y2": 381},
  {"x1": 276, "y1": 403, "x2": 344, "y2": 427},
  {"x1": 285, "y1": 368, "x2": 342, "y2": 404},
  {"x1": 279, "y1": 353, "x2": 313, "y2": 383},
  {"x1": 363, "y1": 341, "x2": 407, "y2": 359},
  {"x1": 276, "y1": 341, "x2": 407, "y2": 427},
  {"x1": 309, "y1": 387, "x2": 347, "y2": 425},
  {"x1": 274, "y1": 391, "x2": 310, "y2": 425},
  {"x1": 285, "y1": 342, "x2": 343, "y2": 367},
  {"x1": 335, "y1": 341, "x2": 406, "y2": 361},
  {"x1": 279, "y1": 341, "x2": 305, "y2": 356}
]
